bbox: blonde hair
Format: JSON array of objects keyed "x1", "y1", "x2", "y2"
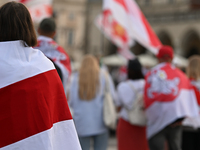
[
  {"x1": 187, "y1": 55, "x2": 200, "y2": 80},
  {"x1": 79, "y1": 55, "x2": 100, "y2": 100}
]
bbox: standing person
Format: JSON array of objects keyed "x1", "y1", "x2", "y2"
[
  {"x1": 35, "y1": 18, "x2": 71, "y2": 93},
  {"x1": 182, "y1": 55, "x2": 200, "y2": 150},
  {"x1": 69, "y1": 55, "x2": 116, "y2": 150},
  {"x1": 145, "y1": 46, "x2": 199, "y2": 150},
  {"x1": 115, "y1": 58, "x2": 149, "y2": 150},
  {"x1": 0, "y1": 2, "x2": 81, "y2": 150}
]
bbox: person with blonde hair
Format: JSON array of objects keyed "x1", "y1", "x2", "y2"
[
  {"x1": 69, "y1": 55, "x2": 117, "y2": 150},
  {"x1": 182, "y1": 55, "x2": 200, "y2": 150}
]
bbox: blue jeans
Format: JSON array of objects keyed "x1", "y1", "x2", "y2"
[{"x1": 79, "y1": 131, "x2": 109, "y2": 150}]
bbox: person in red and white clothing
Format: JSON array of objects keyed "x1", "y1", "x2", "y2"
[
  {"x1": 145, "y1": 46, "x2": 199, "y2": 150},
  {"x1": 0, "y1": 2, "x2": 81, "y2": 149},
  {"x1": 182, "y1": 55, "x2": 200, "y2": 150},
  {"x1": 35, "y1": 18, "x2": 71, "y2": 94},
  {"x1": 115, "y1": 58, "x2": 149, "y2": 150}
]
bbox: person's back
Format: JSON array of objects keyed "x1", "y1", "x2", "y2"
[
  {"x1": 115, "y1": 58, "x2": 149, "y2": 150},
  {"x1": 69, "y1": 55, "x2": 116, "y2": 150},
  {"x1": 35, "y1": 18, "x2": 71, "y2": 93},
  {"x1": 182, "y1": 55, "x2": 200, "y2": 150},
  {"x1": 145, "y1": 46, "x2": 199, "y2": 150},
  {"x1": 69, "y1": 71, "x2": 108, "y2": 136},
  {"x1": 0, "y1": 2, "x2": 81, "y2": 149}
]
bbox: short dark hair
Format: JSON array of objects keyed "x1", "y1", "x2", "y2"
[
  {"x1": 39, "y1": 18, "x2": 56, "y2": 34},
  {"x1": 0, "y1": 2, "x2": 37, "y2": 47},
  {"x1": 127, "y1": 58, "x2": 144, "y2": 80},
  {"x1": 127, "y1": 70, "x2": 144, "y2": 80}
]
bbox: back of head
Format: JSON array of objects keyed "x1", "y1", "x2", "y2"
[
  {"x1": 79, "y1": 55, "x2": 100, "y2": 100},
  {"x1": 0, "y1": 2, "x2": 37, "y2": 47},
  {"x1": 156, "y1": 45, "x2": 174, "y2": 63},
  {"x1": 187, "y1": 55, "x2": 200, "y2": 80},
  {"x1": 127, "y1": 58, "x2": 144, "y2": 80},
  {"x1": 38, "y1": 18, "x2": 56, "y2": 36}
]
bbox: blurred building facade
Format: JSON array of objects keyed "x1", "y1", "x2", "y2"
[
  {"x1": 54, "y1": 0, "x2": 200, "y2": 59},
  {"x1": 137, "y1": 0, "x2": 200, "y2": 58},
  {"x1": 1, "y1": 0, "x2": 200, "y2": 59},
  {"x1": 53, "y1": 0, "x2": 87, "y2": 61}
]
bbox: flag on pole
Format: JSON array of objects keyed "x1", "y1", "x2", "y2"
[
  {"x1": 95, "y1": 0, "x2": 162, "y2": 56},
  {"x1": 144, "y1": 63, "x2": 199, "y2": 139},
  {"x1": 14, "y1": 0, "x2": 53, "y2": 23},
  {"x1": 0, "y1": 41, "x2": 81, "y2": 150}
]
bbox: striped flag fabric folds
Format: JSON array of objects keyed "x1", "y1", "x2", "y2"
[
  {"x1": 95, "y1": 0, "x2": 162, "y2": 57},
  {"x1": 14, "y1": 0, "x2": 53, "y2": 23},
  {"x1": 0, "y1": 41, "x2": 81, "y2": 150},
  {"x1": 144, "y1": 63, "x2": 199, "y2": 139},
  {"x1": 35, "y1": 36, "x2": 72, "y2": 93}
]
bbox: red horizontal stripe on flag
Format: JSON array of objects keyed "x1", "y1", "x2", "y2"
[{"x1": 0, "y1": 70, "x2": 72, "y2": 148}]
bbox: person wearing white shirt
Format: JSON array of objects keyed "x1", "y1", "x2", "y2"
[{"x1": 115, "y1": 58, "x2": 149, "y2": 150}]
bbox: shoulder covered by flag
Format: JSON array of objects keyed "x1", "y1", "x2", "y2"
[
  {"x1": 35, "y1": 36, "x2": 72, "y2": 92},
  {"x1": 144, "y1": 63, "x2": 199, "y2": 139},
  {"x1": 0, "y1": 41, "x2": 81, "y2": 150}
]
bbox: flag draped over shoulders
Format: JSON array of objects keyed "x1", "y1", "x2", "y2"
[
  {"x1": 0, "y1": 41, "x2": 81, "y2": 150},
  {"x1": 144, "y1": 63, "x2": 199, "y2": 139},
  {"x1": 35, "y1": 36, "x2": 71, "y2": 92}
]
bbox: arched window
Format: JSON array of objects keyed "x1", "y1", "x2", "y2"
[
  {"x1": 181, "y1": 30, "x2": 200, "y2": 58},
  {"x1": 158, "y1": 31, "x2": 174, "y2": 47}
]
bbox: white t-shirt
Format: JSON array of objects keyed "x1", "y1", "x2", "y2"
[{"x1": 115, "y1": 79, "x2": 145, "y2": 122}]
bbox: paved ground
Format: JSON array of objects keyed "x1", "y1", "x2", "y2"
[
  {"x1": 89, "y1": 136, "x2": 117, "y2": 150},
  {"x1": 107, "y1": 136, "x2": 117, "y2": 150}
]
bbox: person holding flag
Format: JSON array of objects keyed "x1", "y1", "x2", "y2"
[
  {"x1": 144, "y1": 46, "x2": 199, "y2": 150},
  {"x1": 0, "y1": 2, "x2": 81, "y2": 149},
  {"x1": 35, "y1": 18, "x2": 71, "y2": 94}
]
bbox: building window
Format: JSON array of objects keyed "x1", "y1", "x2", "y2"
[
  {"x1": 145, "y1": 0, "x2": 150, "y2": 5},
  {"x1": 67, "y1": 29, "x2": 74, "y2": 46},
  {"x1": 69, "y1": 12, "x2": 75, "y2": 20}
]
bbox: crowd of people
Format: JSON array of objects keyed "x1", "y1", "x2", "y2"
[{"x1": 0, "y1": 1, "x2": 200, "y2": 150}]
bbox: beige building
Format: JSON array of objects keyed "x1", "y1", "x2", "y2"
[
  {"x1": 137, "y1": 0, "x2": 200, "y2": 58},
  {"x1": 79, "y1": 0, "x2": 200, "y2": 58},
  {"x1": 53, "y1": 0, "x2": 87, "y2": 60},
  {"x1": 1, "y1": 0, "x2": 200, "y2": 59}
]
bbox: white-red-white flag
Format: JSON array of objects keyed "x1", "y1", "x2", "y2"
[
  {"x1": 35, "y1": 36, "x2": 72, "y2": 93},
  {"x1": 14, "y1": 0, "x2": 53, "y2": 23},
  {"x1": 95, "y1": 0, "x2": 162, "y2": 56},
  {"x1": 144, "y1": 63, "x2": 199, "y2": 139},
  {"x1": 0, "y1": 41, "x2": 81, "y2": 150}
]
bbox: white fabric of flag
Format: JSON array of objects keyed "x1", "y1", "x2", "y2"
[
  {"x1": 14, "y1": 0, "x2": 53, "y2": 23},
  {"x1": 0, "y1": 40, "x2": 81, "y2": 150},
  {"x1": 95, "y1": 0, "x2": 162, "y2": 58}
]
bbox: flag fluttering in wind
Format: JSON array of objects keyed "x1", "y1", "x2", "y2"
[
  {"x1": 0, "y1": 41, "x2": 81, "y2": 150},
  {"x1": 95, "y1": 0, "x2": 162, "y2": 58},
  {"x1": 14, "y1": 0, "x2": 53, "y2": 23},
  {"x1": 144, "y1": 63, "x2": 199, "y2": 139}
]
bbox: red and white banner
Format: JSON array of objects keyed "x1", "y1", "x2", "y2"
[
  {"x1": 14, "y1": 0, "x2": 53, "y2": 23},
  {"x1": 35, "y1": 36, "x2": 72, "y2": 93},
  {"x1": 95, "y1": 9, "x2": 134, "y2": 49},
  {"x1": 144, "y1": 63, "x2": 199, "y2": 138},
  {"x1": 118, "y1": 47, "x2": 135, "y2": 59},
  {"x1": 0, "y1": 41, "x2": 81, "y2": 149},
  {"x1": 95, "y1": 0, "x2": 162, "y2": 57}
]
